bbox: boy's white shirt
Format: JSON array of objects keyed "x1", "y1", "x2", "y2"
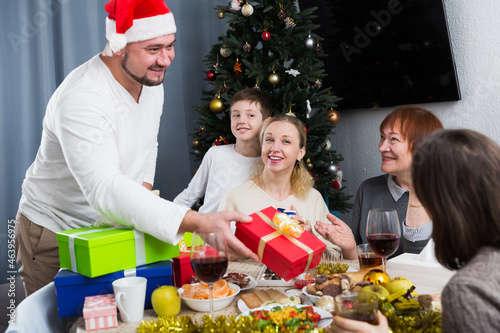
[{"x1": 173, "y1": 144, "x2": 260, "y2": 213}]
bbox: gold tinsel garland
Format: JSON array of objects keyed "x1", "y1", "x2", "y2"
[{"x1": 136, "y1": 314, "x2": 326, "y2": 332}]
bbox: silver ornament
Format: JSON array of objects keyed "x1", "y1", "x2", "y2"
[
  {"x1": 323, "y1": 139, "x2": 331, "y2": 150},
  {"x1": 327, "y1": 163, "x2": 338, "y2": 175},
  {"x1": 220, "y1": 46, "x2": 232, "y2": 57},
  {"x1": 305, "y1": 34, "x2": 315, "y2": 50}
]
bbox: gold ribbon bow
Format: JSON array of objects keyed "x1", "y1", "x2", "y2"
[{"x1": 256, "y1": 211, "x2": 314, "y2": 274}]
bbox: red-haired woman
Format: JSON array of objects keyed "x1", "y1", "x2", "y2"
[{"x1": 315, "y1": 106, "x2": 443, "y2": 259}]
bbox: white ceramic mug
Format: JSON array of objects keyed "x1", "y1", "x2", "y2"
[{"x1": 112, "y1": 276, "x2": 147, "y2": 323}]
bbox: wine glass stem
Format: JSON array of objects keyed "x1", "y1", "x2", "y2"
[
  {"x1": 382, "y1": 257, "x2": 387, "y2": 273},
  {"x1": 209, "y1": 283, "x2": 214, "y2": 318}
]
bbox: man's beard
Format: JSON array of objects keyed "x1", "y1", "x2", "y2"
[{"x1": 121, "y1": 51, "x2": 165, "y2": 86}]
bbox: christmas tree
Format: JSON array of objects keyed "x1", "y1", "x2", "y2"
[{"x1": 190, "y1": 0, "x2": 352, "y2": 214}]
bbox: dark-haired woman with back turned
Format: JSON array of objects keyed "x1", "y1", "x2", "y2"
[
  {"x1": 329, "y1": 129, "x2": 500, "y2": 332},
  {"x1": 412, "y1": 129, "x2": 500, "y2": 332}
]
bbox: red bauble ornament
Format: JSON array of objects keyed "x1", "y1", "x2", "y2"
[
  {"x1": 304, "y1": 125, "x2": 309, "y2": 135},
  {"x1": 261, "y1": 30, "x2": 271, "y2": 40},
  {"x1": 206, "y1": 69, "x2": 216, "y2": 81},
  {"x1": 215, "y1": 136, "x2": 229, "y2": 146},
  {"x1": 331, "y1": 180, "x2": 341, "y2": 190}
]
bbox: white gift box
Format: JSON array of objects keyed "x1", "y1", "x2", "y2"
[{"x1": 387, "y1": 252, "x2": 456, "y2": 295}]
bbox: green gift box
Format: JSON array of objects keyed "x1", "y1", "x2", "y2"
[
  {"x1": 182, "y1": 232, "x2": 193, "y2": 247},
  {"x1": 56, "y1": 227, "x2": 179, "y2": 278}
]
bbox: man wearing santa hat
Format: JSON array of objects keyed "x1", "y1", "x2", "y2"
[{"x1": 15, "y1": 0, "x2": 258, "y2": 296}]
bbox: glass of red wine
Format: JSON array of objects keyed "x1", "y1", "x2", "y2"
[
  {"x1": 334, "y1": 292, "x2": 379, "y2": 324},
  {"x1": 190, "y1": 229, "x2": 229, "y2": 317},
  {"x1": 366, "y1": 208, "x2": 401, "y2": 273}
]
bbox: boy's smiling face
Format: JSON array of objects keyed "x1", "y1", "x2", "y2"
[{"x1": 230, "y1": 100, "x2": 265, "y2": 142}]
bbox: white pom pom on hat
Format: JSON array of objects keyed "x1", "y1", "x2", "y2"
[{"x1": 104, "y1": 0, "x2": 177, "y2": 54}]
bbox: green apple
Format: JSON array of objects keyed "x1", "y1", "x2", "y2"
[
  {"x1": 151, "y1": 285, "x2": 181, "y2": 316},
  {"x1": 385, "y1": 277, "x2": 416, "y2": 296},
  {"x1": 359, "y1": 283, "x2": 390, "y2": 302}
]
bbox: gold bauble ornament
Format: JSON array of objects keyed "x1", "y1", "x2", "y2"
[
  {"x1": 363, "y1": 269, "x2": 390, "y2": 286},
  {"x1": 268, "y1": 71, "x2": 280, "y2": 85},
  {"x1": 192, "y1": 140, "x2": 200, "y2": 148},
  {"x1": 241, "y1": 3, "x2": 254, "y2": 16},
  {"x1": 209, "y1": 97, "x2": 225, "y2": 114},
  {"x1": 326, "y1": 108, "x2": 340, "y2": 125},
  {"x1": 217, "y1": 9, "x2": 225, "y2": 19},
  {"x1": 306, "y1": 158, "x2": 314, "y2": 171}
]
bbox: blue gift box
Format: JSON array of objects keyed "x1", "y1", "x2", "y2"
[{"x1": 54, "y1": 260, "x2": 172, "y2": 318}]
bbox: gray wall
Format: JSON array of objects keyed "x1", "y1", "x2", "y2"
[{"x1": 334, "y1": 0, "x2": 500, "y2": 223}]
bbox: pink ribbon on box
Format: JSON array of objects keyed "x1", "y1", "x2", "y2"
[
  {"x1": 85, "y1": 294, "x2": 116, "y2": 309},
  {"x1": 83, "y1": 294, "x2": 117, "y2": 320}
]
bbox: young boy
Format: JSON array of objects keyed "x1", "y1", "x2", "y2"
[{"x1": 174, "y1": 88, "x2": 272, "y2": 213}]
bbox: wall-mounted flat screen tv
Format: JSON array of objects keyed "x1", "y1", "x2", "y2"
[{"x1": 298, "y1": 0, "x2": 461, "y2": 110}]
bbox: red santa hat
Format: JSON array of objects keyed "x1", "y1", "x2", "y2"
[{"x1": 103, "y1": 0, "x2": 176, "y2": 56}]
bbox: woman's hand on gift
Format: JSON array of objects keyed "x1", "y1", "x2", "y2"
[
  {"x1": 327, "y1": 311, "x2": 389, "y2": 333},
  {"x1": 290, "y1": 205, "x2": 312, "y2": 232},
  {"x1": 314, "y1": 213, "x2": 357, "y2": 259}
]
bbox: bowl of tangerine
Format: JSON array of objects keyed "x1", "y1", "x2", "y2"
[{"x1": 179, "y1": 279, "x2": 240, "y2": 312}]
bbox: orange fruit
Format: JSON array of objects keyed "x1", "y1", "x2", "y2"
[
  {"x1": 183, "y1": 280, "x2": 233, "y2": 300},
  {"x1": 212, "y1": 279, "x2": 230, "y2": 298},
  {"x1": 194, "y1": 285, "x2": 210, "y2": 300},
  {"x1": 182, "y1": 284, "x2": 196, "y2": 299}
]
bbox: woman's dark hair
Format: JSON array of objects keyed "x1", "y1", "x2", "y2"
[
  {"x1": 380, "y1": 106, "x2": 443, "y2": 154},
  {"x1": 412, "y1": 129, "x2": 500, "y2": 270}
]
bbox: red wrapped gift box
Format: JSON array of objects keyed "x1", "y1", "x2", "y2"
[
  {"x1": 172, "y1": 251, "x2": 195, "y2": 287},
  {"x1": 236, "y1": 206, "x2": 326, "y2": 281}
]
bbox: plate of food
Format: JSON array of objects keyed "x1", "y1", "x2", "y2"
[
  {"x1": 224, "y1": 272, "x2": 257, "y2": 291},
  {"x1": 238, "y1": 288, "x2": 303, "y2": 312},
  {"x1": 190, "y1": 273, "x2": 257, "y2": 291},
  {"x1": 240, "y1": 304, "x2": 333, "y2": 329},
  {"x1": 302, "y1": 271, "x2": 365, "y2": 304}
]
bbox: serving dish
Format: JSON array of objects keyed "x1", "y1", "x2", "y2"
[
  {"x1": 178, "y1": 283, "x2": 240, "y2": 312},
  {"x1": 240, "y1": 304, "x2": 333, "y2": 329}
]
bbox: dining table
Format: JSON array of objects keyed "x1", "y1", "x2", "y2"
[{"x1": 70, "y1": 253, "x2": 454, "y2": 332}]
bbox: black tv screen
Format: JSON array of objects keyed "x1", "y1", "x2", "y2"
[{"x1": 298, "y1": 0, "x2": 461, "y2": 110}]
